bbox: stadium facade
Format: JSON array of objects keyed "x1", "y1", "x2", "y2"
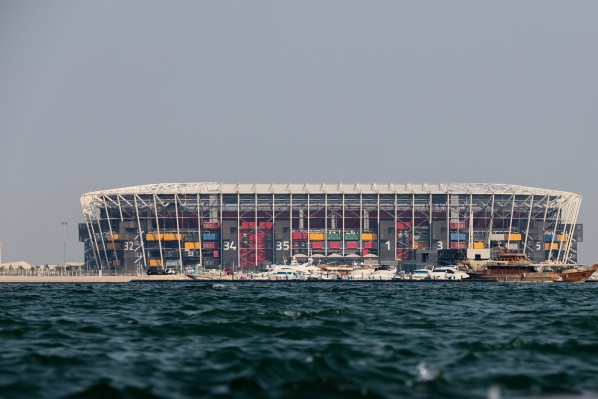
[{"x1": 79, "y1": 183, "x2": 583, "y2": 273}]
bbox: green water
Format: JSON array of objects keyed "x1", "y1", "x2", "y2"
[{"x1": 0, "y1": 282, "x2": 596, "y2": 398}]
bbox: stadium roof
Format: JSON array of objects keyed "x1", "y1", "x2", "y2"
[{"x1": 81, "y1": 182, "x2": 581, "y2": 203}]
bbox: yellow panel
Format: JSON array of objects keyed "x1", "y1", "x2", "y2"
[
  {"x1": 146, "y1": 233, "x2": 155, "y2": 241},
  {"x1": 544, "y1": 243, "x2": 559, "y2": 250},
  {"x1": 184, "y1": 242, "x2": 201, "y2": 249},
  {"x1": 107, "y1": 233, "x2": 120, "y2": 241},
  {"x1": 474, "y1": 242, "x2": 485, "y2": 249},
  {"x1": 362, "y1": 233, "x2": 377, "y2": 241},
  {"x1": 310, "y1": 233, "x2": 325, "y2": 241},
  {"x1": 413, "y1": 241, "x2": 428, "y2": 249},
  {"x1": 557, "y1": 234, "x2": 568, "y2": 242},
  {"x1": 506, "y1": 233, "x2": 522, "y2": 241},
  {"x1": 149, "y1": 259, "x2": 162, "y2": 267}
]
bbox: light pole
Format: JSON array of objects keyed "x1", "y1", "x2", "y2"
[
  {"x1": 61, "y1": 222, "x2": 67, "y2": 273},
  {"x1": 0, "y1": 241, "x2": 3, "y2": 266}
]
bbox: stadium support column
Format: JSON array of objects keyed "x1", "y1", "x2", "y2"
[
  {"x1": 197, "y1": 193, "x2": 203, "y2": 269},
  {"x1": 175, "y1": 195, "x2": 183, "y2": 274},
  {"x1": 133, "y1": 195, "x2": 147, "y2": 274},
  {"x1": 468, "y1": 194, "x2": 473, "y2": 250},
  {"x1": 506, "y1": 193, "x2": 515, "y2": 249},
  {"x1": 85, "y1": 218, "x2": 101, "y2": 271},
  {"x1": 102, "y1": 197, "x2": 118, "y2": 267},
  {"x1": 487, "y1": 194, "x2": 495, "y2": 248},
  {"x1": 153, "y1": 195, "x2": 164, "y2": 269},
  {"x1": 523, "y1": 195, "x2": 535, "y2": 255},
  {"x1": 94, "y1": 199, "x2": 110, "y2": 271}
]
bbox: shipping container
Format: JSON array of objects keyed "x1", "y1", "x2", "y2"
[
  {"x1": 203, "y1": 241, "x2": 219, "y2": 249},
  {"x1": 292, "y1": 231, "x2": 308, "y2": 240},
  {"x1": 344, "y1": 232, "x2": 359, "y2": 240},
  {"x1": 362, "y1": 233, "x2": 377, "y2": 241},
  {"x1": 310, "y1": 232, "x2": 325, "y2": 241},
  {"x1": 106, "y1": 242, "x2": 122, "y2": 250},
  {"x1": 202, "y1": 232, "x2": 219, "y2": 241},
  {"x1": 327, "y1": 232, "x2": 342, "y2": 240},
  {"x1": 259, "y1": 221, "x2": 273, "y2": 229},
  {"x1": 184, "y1": 242, "x2": 201, "y2": 249},
  {"x1": 311, "y1": 241, "x2": 324, "y2": 249},
  {"x1": 449, "y1": 242, "x2": 467, "y2": 249},
  {"x1": 203, "y1": 221, "x2": 220, "y2": 230},
  {"x1": 396, "y1": 221, "x2": 411, "y2": 230},
  {"x1": 450, "y1": 233, "x2": 466, "y2": 241},
  {"x1": 449, "y1": 221, "x2": 466, "y2": 230},
  {"x1": 163, "y1": 233, "x2": 184, "y2": 241}
]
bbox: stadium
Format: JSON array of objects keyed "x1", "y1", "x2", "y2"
[{"x1": 79, "y1": 183, "x2": 583, "y2": 274}]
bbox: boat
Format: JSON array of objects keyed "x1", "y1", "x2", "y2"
[
  {"x1": 473, "y1": 251, "x2": 560, "y2": 282},
  {"x1": 262, "y1": 258, "x2": 323, "y2": 280},
  {"x1": 409, "y1": 268, "x2": 433, "y2": 280},
  {"x1": 430, "y1": 266, "x2": 470, "y2": 280},
  {"x1": 559, "y1": 263, "x2": 598, "y2": 282},
  {"x1": 470, "y1": 248, "x2": 597, "y2": 282}
]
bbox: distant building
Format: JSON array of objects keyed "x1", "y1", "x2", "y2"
[{"x1": 79, "y1": 183, "x2": 582, "y2": 273}]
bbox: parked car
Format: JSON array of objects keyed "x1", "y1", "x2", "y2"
[
  {"x1": 147, "y1": 267, "x2": 167, "y2": 275},
  {"x1": 165, "y1": 267, "x2": 176, "y2": 275}
]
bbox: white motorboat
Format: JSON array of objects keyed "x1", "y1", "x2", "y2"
[
  {"x1": 430, "y1": 266, "x2": 469, "y2": 280},
  {"x1": 409, "y1": 268, "x2": 432, "y2": 280},
  {"x1": 264, "y1": 259, "x2": 322, "y2": 280}
]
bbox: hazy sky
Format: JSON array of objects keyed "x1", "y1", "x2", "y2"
[{"x1": 1, "y1": 1, "x2": 597, "y2": 265}]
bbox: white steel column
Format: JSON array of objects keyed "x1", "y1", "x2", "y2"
[
  {"x1": 506, "y1": 194, "x2": 516, "y2": 249},
  {"x1": 102, "y1": 197, "x2": 118, "y2": 263},
  {"x1": 175, "y1": 194, "x2": 183, "y2": 274},
  {"x1": 197, "y1": 194, "x2": 203, "y2": 268},
  {"x1": 487, "y1": 194, "x2": 495, "y2": 248},
  {"x1": 153, "y1": 194, "x2": 164, "y2": 268},
  {"x1": 523, "y1": 195, "x2": 535, "y2": 255},
  {"x1": 133, "y1": 195, "x2": 147, "y2": 270}
]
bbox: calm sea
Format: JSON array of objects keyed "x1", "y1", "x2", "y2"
[{"x1": 0, "y1": 282, "x2": 596, "y2": 399}]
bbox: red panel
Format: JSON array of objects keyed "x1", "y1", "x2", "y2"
[
  {"x1": 203, "y1": 241, "x2": 219, "y2": 249},
  {"x1": 292, "y1": 232, "x2": 308, "y2": 240},
  {"x1": 212, "y1": 250, "x2": 219, "y2": 258},
  {"x1": 329, "y1": 241, "x2": 341, "y2": 249},
  {"x1": 449, "y1": 241, "x2": 467, "y2": 249},
  {"x1": 311, "y1": 241, "x2": 323, "y2": 249},
  {"x1": 203, "y1": 221, "x2": 220, "y2": 230},
  {"x1": 449, "y1": 222, "x2": 466, "y2": 230},
  {"x1": 397, "y1": 221, "x2": 412, "y2": 230},
  {"x1": 364, "y1": 241, "x2": 374, "y2": 249},
  {"x1": 258, "y1": 221, "x2": 273, "y2": 229},
  {"x1": 397, "y1": 249, "x2": 413, "y2": 260},
  {"x1": 362, "y1": 249, "x2": 369, "y2": 255},
  {"x1": 346, "y1": 241, "x2": 359, "y2": 249}
]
